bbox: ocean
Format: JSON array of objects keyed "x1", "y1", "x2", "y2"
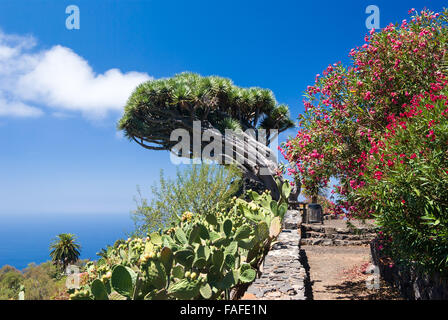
[{"x1": 0, "y1": 212, "x2": 134, "y2": 270}]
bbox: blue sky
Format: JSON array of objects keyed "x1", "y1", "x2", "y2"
[{"x1": 0, "y1": 0, "x2": 446, "y2": 216}]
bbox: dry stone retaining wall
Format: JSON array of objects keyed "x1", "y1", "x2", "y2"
[
  {"x1": 244, "y1": 210, "x2": 310, "y2": 300},
  {"x1": 300, "y1": 221, "x2": 376, "y2": 246}
]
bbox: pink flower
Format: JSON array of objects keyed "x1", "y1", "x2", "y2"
[
  {"x1": 364, "y1": 91, "x2": 372, "y2": 101},
  {"x1": 374, "y1": 171, "x2": 383, "y2": 180}
]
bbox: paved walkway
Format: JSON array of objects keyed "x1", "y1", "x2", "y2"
[{"x1": 303, "y1": 245, "x2": 402, "y2": 300}]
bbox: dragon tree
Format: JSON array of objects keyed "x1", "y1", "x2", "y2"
[{"x1": 118, "y1": 72, "x2": 295, "y2": 199}]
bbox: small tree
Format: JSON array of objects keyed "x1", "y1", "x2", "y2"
[
  {"x1": 118, "y1": 72, "x2": 294, "y2": 199},
  {"x1": 0, "y1": 266, "x2": 24, "y2": 300},
  {"x1": 49, "y1": 233, "x2": 81, "y2": 272},
  {"x1": 131, "y1": 163, "x2": 242, "y2": 236}
]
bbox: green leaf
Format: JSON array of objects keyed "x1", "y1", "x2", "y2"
[
  {"x1": 224, "y1": 241, "x2": 238, "y2": 256},
  {"x1": 413, "y1": 187, "x2": 421, "y2": 197},
  {"x1": 108, "y1": 291, "x2": 127, "y2": 300},
  {"x1": 144, "y1": 241, "x2": 154, "y2": 254},
  {"x1": 189, "y1": 224, "x2": 201, "y2": 244},
  {"x1": 277, "y1": 203, "x2": 288, "y2": 220},
  {"x1": 217, "y1": 271, "x2": 238, "y2": 290},
  {"x1": 193, "y1": 257, "x2": 207, "y2": 269},
  {"x1": 240, "y1": 263, "x2": 251, "y2": 273},
  {"x1": 213, "y1": 237, "x2": 231, "y2": 247},
  {"x1": 249, "y1": 191, "x2": 260, "y2": 201},
  {"x1": 255, "y1": 221, "x2": 269, "y2": 241},
  {"x1": 172, "y1": 265, "x2": 184, "y2": 279},
  {"x1": 160, "y1": 247, "x2": 173, "y2": 274},
  {"x1": 282, "y1": 182, "x2": 291, "y2": 199},
  {"x1": 206, "y1": 214, "x2": 218, "y2": 226},
  {"x1": 197, "y1": 245, "x2": 211, "y2": 261},
  {"x1": 237, "y1": 238, "x2": 253, "y2": 249},
  {"x1": 239, "y1": 268, "x2": 256, "y2": 283},
  {"x1": 212, "y1": 250, "x2": 224, "y2": 271},
  {"x1": 198, "y1": 224, "x2": 210, "y2": 240},
  {"x1": 111, "y1": 265, "x2": 134, "y2": 297},
  {"x1": 162, "y1": 235, "x2": 176, "y2": 248},
  {"x1": 223, "y1": 219, "x2": 233, "y2": 238},
  {"x1": 209, "y1": 231, "x2": 221, "y2": 242},
  {"x1": 234, "y1": 224, "x2": 251, "y2": 241},
  {"x1": 199, "y1": 283, "x2": 213, "y2": 299},
  {"x1": 224, "y1": 254, "x2": 236, "y2": 269},
  {"x1": 144, "y1": 288, "x2": 169, "y2": 300},
  {"x1": 91, "y1": 279, "x2": 109, "y2": 300},
  {"x1": 119, "y1": 249, "x2": 127, "y2": 261},
  {"x1": 175, "y1": 228, "x2": 188, "y2": 244},
  {"x1": 145, "y1": 261, "x2": 167, "y2": 290},
  {"x1": 174, "y1": 249, "x2": 194, "y2": 268},
  {"x1": 168, "y1": 279, "x2": 201, "y2": 299},
  {"x1": 270, "y1": 200, "x2": 278, "y2": 215},
  {"x1": 150, "y1": 232, "x2": 162, "y2": 246}
]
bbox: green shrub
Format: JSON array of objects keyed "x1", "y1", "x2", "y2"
[
  {"x1": 0, "y1": 265, "x2": 23, "y2": 300},
  {"x1": 131, "y1": 164, "x2": 242, "y2": 237}
]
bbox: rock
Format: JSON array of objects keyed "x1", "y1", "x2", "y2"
[
  {"x1": 244, "y1": 210, "x2": 309, "y2": 300},
  {"x1": 265, "y1": 291, "x2": 281, "y2": 298},
  {"x1": 241, "y1": 293, "x2": 257, "y2": 300}
]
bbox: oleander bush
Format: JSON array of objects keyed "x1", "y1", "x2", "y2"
[
  {"x1": 280, "y1": 8, "x2": 448, "y2": 274},
  {"x1": 70, "y1": 180, "x2": 291, "y2": 300},
  {"x1": 359, "y1": 82, "x2": 448, "y2": 273}
]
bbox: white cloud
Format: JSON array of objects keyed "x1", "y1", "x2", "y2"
[
  {"x1": 0, "y1": 30, "x2": 151, "y2": 119},
  {"x1": 0, "y1": 95, "x2": 43, "y2": 117}
]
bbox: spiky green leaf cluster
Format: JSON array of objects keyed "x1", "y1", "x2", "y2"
[{"x1": 118, "y1": 72, "x2": 294, "y2": 151}]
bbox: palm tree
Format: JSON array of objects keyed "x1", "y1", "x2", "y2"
[{"x1": 49, "y1": 233, "x2": 81, "y2": 272}]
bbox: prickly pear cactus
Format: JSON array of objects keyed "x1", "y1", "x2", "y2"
[{"x1": 70, "y1": 186, "x2": 290, "y2": 300}]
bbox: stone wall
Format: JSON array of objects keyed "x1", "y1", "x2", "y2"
[
  {"x1": 370, "y1": 238, "x2": 448, "y2": 300},
  {"x1": 243, "y1": 210, "x2": 310, "y2": 300},
  {"x1": 301, "y1": 222, "x2": 375, "y2": 246}
]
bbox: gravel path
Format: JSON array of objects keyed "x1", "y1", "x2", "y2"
[{"x1": 303, "y1": 245, "x2": 402, "y2": 300}]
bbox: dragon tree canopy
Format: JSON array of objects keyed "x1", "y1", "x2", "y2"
[
  {"x1": 118, "y1": 72, "x2": 294, "y2": 149},
  {"x1": 118, "y1": 72, "x2": 295, "y2": 198}
]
